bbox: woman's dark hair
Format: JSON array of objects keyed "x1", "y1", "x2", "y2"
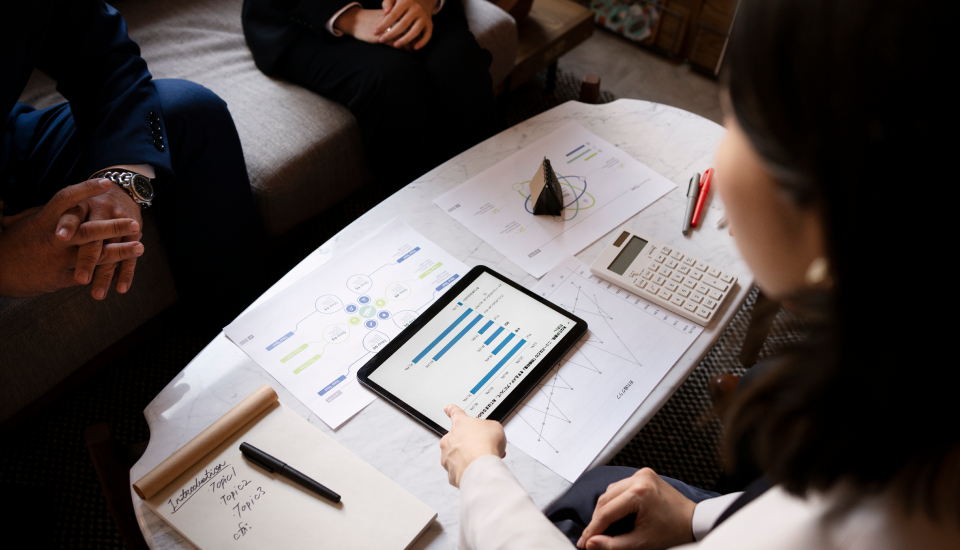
[{"x1": 722, "y1": 0, "x2": 959, "y2": 520}]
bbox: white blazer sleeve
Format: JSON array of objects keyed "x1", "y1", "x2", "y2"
[{"x1": 458, "y1": 455, "x2": 573, "y2": 550}]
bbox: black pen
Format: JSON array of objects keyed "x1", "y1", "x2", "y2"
[
  {"x1": 682, "y1": 172, "x2": 701, "y2": 236},
  {"x1": 240, "y1": 442, "x2": 341, "y2": 503}
]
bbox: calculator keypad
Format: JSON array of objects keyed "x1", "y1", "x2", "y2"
[
  {"x1": 640, "y1": 244, "x2": 736, "y2": 325},
  {"x1": 591, "y1": 235, "x2": 739, "y2": 326}
]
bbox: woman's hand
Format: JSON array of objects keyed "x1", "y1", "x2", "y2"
[
  {"x1": 577, "y1": 468, "x2": 696, "y2": 550},
  {"x1": 439, "y1": 404, "x2": 506, "y2": 487},
  {"x1": 374, "y1": 0, "x2": 437, "y2": 50}
]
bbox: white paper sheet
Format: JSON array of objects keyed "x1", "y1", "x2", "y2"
[
  {"x1": 145, "y1": 403, "x2": 436, "y2": 549},
  {"x1": 225, "y1": 219, "x2": 469, "y2": 429},
  {"x1": 434, "y1": 122, "x2": 676, "y2": 277},
  {"x1": 504, "y1": 257, "x2": 703, "y2": 482}
]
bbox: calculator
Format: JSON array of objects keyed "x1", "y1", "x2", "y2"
[{"x1": 589, "y1": 230, "x2": 738, "y2": 325}]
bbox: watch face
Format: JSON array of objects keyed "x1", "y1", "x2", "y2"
[{"x1": 132, "y1": 175, "x2": 155, "y2": 200}]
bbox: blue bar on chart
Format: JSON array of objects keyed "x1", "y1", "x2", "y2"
[
  {"x1": 413, "y1": 308, "x2": 473, "y2": 364},
  {"x1": 471, "y1": 339, "x2": 526, "y2": 394},
  {"x1": 433, "y1": 314, "x2": 483, "y2": 361},
  {"x1": 478, "y1": 320, "x2": 494, "y2": 335},
  {"x1": 492, "y1": 332, "x2": 515, "y2": 355},
  {"x1": 484, "y1": 326, "x2": 504, "y2": 346}
]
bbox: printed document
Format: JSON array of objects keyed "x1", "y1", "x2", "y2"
[
  {"x1": 504, "y1": 256, "x2": 702, "y2": 482},
  {"x1": 225, "y1": 219, "x2": 468, "y2": 429},
  {"x1": 434, "y1": 122, "x2": 676, "y2": 277}
]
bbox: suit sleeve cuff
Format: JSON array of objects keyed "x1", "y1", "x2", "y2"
[
  {"x1": 327, "y1": 2, "x2": 362, "y2": 36},
  {"x1": 692, "y1": 492, "x2": 742, "y2": 540}
]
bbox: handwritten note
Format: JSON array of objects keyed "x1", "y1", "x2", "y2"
[{"x1": 142, "y1": 404, "x2": 436, "y2": 549}]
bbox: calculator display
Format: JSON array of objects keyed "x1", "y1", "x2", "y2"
[{"x1": 607, "y1": 236, "x2": 649, "y2": 275}]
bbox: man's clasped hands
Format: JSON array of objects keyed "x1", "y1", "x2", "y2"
[
  {"x1": 335, "y1": 0, "x2": 440, "y2": 51},
  {"x1": 0, "y1": 178, "x2": 144, "y2": 299}
]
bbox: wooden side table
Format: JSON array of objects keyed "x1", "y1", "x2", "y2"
[{"x1": 509, "y1": 0, "x2": 594, "y2": 93}]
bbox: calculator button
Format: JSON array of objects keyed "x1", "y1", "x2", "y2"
[
  {"x1": 655, "y1": 254, "x2": 666, "y2": 263},
  {"x1": 666, "y1": 259, "x2": 679, "y2": 269},
  {"x1": 690, "y1": 293, "x2": 704, "y2": 303},
  {"x1": 660, "y1": 246, "x2": 672, "y2": 256},
  {"x1": 654, "y1": 275, "x2": 668, "y2": 286},
  {"x1": 689, "y1": 270, "x2": 703, "y2": 280},
  {"x1": 642, "y1": 270, "x2": 654, "y2": 280},
  {"x1": 708, "y1": 267, "x2": 722, "y2": 278},
  {"x1": 634, "y1": 280, "x2": 647, "y2": 289},
  {"x1": 705, "y1": 277, "x2": 728, "y2": 292},
  {"x1": 720, "y1": 272, "x2": 735, "y2": 284},
  {"x1": 683, "y1": 257, "x2": 697, "y2": 266},
  {"x1": 670, "y1": 273, "x2": 684, "y2": 284},
  {"x1": 666, "y1": 281, "x2": 679, "y2": 292},
  {"x1": 646, "y1": 284, "x2": 660, "y2": 295},
  {"x1": 682, "y1": 279, "x2": 696, "y2": 289},
  {"x1": 660, "y1": 269, "x2": 673, "y2": 278},
  {"x1": 671, "y1": 251, "x2": 684, "y2": 261},
  {"x1": 682, "y1": 301, "x2": 697, "y2": 312},
  {"x1": 678, "y1": 287, "x2": 691, "y2": 297},
  {"x1": 670, "y1": 295, "x2": 685, "y2": 307},
  {"x1": 678, "y1": 265, "x2": 691, "y2": 275},
  {"x1": 708, "y1": 289, "x2": 723, "y2": 300},
  {"x1": 695, "y1": 261, "x2": 709, "y2": 271},
  {"x1": 696, "y1": 283, "x2": 711, "y2": 295},
  {"x1": 648, "y1": 262, "x2": 660, "y2": 272},
  {"x1": 697, "y1": 307, "x2": 711, "y2": 319},
  {"x1": 703, "y1": 297, "x2": 718, "y2": 309},
  {"x1": 658, "y1": 289, "x2": 673, "y2": 301}
]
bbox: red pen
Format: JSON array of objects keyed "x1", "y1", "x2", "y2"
[{"x1": 690, "y1": 168, "x2": 713, "y2": 227}]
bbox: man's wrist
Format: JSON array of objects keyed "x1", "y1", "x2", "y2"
[{"x1": 332, "y1": 5, "x2": 363, "y2": 35}]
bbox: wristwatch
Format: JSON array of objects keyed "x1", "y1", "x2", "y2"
[{"x1": 91, "y1": 169, "x2": 155, "y2": 208}]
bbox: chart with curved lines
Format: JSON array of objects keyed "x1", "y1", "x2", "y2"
[
  {"x1": 512, "y1": 174, "x2": 596, "y2": 221},
  {"x1": 435, "y1": 121, "x2": 676, "y2": 277}
]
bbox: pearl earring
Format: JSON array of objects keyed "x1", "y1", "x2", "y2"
[{"x1": 805, "y1": 257, "x2": 830, "y2": 286}]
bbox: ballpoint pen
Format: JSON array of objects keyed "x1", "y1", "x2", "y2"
[
  {"x1": 681, "y1": 172, "x2": 701, "y2": 235},
  {"x1": 240, "y1": 442, "x2": 341, "y2": 503}
]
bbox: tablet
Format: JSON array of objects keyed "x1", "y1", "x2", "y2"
[{"x1": 358, "y1": 266, "x2": 587, "y2": 435}]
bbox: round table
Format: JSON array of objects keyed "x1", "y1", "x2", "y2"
[{"x1": 132, "y1": 99, "x2": 750, "y2": 549}]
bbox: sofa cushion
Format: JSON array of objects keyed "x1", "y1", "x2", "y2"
[{"x1": 18, "y1": 0, "x2": 517, "y2": 236}]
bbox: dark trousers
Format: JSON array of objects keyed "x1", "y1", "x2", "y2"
[
  {"x1": 546, "y1": 466, "x2": 720, "y2": 544},
  {"x1": 2, "y1": 79, "x2": 263, "y2": 328},
  {"x1": 274, "y1": 1, "x2": 499, "y2": 191}
]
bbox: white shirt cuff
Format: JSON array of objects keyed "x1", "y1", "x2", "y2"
[
  {"x1": 98, "y1": 164, "x2": 156, "y2": 179},
  {"x1": 691, "y1": 492, "x2": 743, "y2": 541},
  {"x1": 326, "y1": 2, "x2": 362, "y2": 36},
  {"x1": 327, "y1": 0, "x2": 443, "y2": 37}
]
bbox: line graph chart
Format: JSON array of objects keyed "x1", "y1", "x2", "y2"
[{"x1": 503, "y1": 256, "x2": 702, "y2": 482}]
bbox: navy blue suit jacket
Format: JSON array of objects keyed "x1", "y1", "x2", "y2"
[{"x1": 1, "y1": 0, "x2": 171, "y2": 207}]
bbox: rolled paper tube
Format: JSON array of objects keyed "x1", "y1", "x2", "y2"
[{"x1": 132, "y1": 384, "x2": 279, "y2": 500}]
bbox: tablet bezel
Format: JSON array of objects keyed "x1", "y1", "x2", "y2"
[{"x1": 358, "y1": 265, "x2": 587, "y2": 436}]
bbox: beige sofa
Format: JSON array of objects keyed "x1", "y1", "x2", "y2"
[{"x1": 0, "y1": 0, "x2": 518, "y2": 424}]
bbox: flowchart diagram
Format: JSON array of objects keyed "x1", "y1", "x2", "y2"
[{"x1": 225, "y1": 219, "x2": 468, "y2": 429}]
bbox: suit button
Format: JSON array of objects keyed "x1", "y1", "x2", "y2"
[
  {"x1": 150, "y1": 121, "x2": 161, "y2": 131},
  {"x1": 155, "y1": 142, "x2": 165, "y2": 151},
  {"x1": 152, "y1": 130, "x2": 162, "y2": 139}
]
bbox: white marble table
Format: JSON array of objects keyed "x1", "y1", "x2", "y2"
[{"x1": 132, "y1": 99, "x2": 751, "y2": 549}]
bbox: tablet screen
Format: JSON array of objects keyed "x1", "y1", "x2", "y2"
[{"x1": 368, "y1": 271, "x2": 577, "y2": 431}]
